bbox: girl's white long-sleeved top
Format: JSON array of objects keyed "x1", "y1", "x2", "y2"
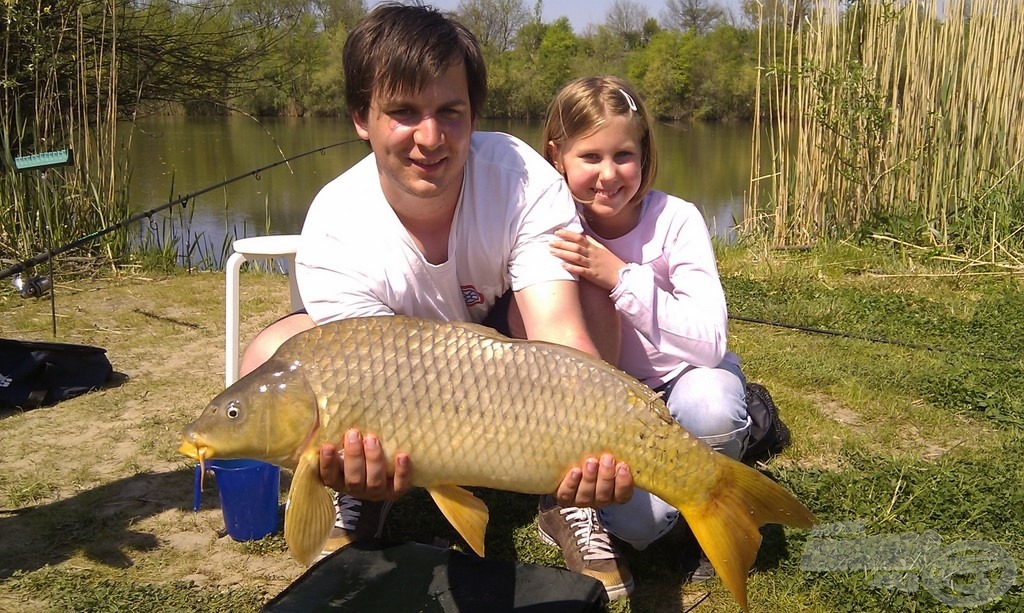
[{"x1": 585, "y1": 190, "x2": 736, "y2": 388}]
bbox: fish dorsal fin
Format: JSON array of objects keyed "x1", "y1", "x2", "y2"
[
  {"x1": 284, "y1": 449, "x2": 336, "y2": 566},
  {"x1": 427, "y1": 484, "x2": 490, "y2": 557},
  {"x1": 446, "y1": 318, "x2": 514, "y2": 341}
]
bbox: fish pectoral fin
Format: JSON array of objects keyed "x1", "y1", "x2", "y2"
[
  {"x1": 284, "y1": 449, "x2": 336, "y2": 566},
  {"x1": 427, "y1": 484, "x2": 489, "y2": 557}
]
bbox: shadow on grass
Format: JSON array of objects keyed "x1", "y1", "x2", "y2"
[
  {"x1": 0, "y1": 467, "x2": 193, "y2": 580},
  {"x1": 754, "y1": 523, "x2": 795, "y2": 570}
]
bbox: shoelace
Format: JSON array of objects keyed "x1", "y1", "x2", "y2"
[
  {"x1": 334, "y1": 494, "x2": 363, "y2": 530},
  {"x1": 560, "y1": 506, "x2": 617, "y2": 561}
]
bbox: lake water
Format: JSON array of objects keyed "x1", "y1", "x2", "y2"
[{"x1": 125, "y1": 116, "x2": 759, "y2": 254}]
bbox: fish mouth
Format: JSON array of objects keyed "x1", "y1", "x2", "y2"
[
  {"x1": 178, "y1": 439, "x2": 212, "y2": 461},
  {"x1": 179, "y1": 439, "x2": 214, "y2": 491}
]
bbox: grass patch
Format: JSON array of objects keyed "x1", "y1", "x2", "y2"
[
  {"x1": 6, "y1": 567, "x2": 267, "y2": 612},
  {"x1": 722, "y1": 244, "x2": 1024, "y2": 426},
  {"x1": 3, "y1": 479, "x2": 61, "y2": 508},
  {"x1": 788, "y1": 444, "x2": 1024, "y2": 611}
]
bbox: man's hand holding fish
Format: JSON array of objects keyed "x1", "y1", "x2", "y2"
[{"x1": 317, "y1": 429, "x2": 412, "y2": 502}]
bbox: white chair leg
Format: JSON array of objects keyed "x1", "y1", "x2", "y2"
[
  {"x1": 225, "y1": 234, "x2": 301, "y2": 388},
  {"x1": 225, "y1": 251, "x2": 247, "y2": 387},
  {"x1": 285, "y1": 254, "x2": 302, "y2": 311}
]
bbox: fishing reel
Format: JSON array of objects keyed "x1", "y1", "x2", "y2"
[{"x1": 12, "y1": 273, "x2": 52, "y2": 299}]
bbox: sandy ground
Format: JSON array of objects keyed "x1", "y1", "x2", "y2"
[{"x1": 0, "y1": 271, "x2": 306, "y2": 607}]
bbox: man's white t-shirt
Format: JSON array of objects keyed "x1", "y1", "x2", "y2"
[{"x1": 296, "y1": 131, "x2": 580, "y2": 324}]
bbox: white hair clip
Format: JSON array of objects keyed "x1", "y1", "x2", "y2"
[{"x1": 620, "y1": 88, "x2": 638, "y2": 112}]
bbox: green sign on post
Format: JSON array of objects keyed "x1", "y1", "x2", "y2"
[{"x1": 13, "y1": 149, "x2": 74, "y2": 172}]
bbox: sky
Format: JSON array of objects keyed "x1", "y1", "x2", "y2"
[{"x1": 382, "y1": 0, "x2": 747, "y2": 33}]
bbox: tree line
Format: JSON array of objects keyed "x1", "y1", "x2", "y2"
[{"x1": 3, "y1": 0, "x2": 789, "y2": 141}]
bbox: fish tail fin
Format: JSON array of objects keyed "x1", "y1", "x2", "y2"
[
  {"x1": 428, "y1": 484, "x2": 490, "y2": 556},
  {"x1": 670, "y1": 457, "x2": 816, "y2": 612},
  {"x1": 284, "y1": 449, "x2": 336, "y2": 565}
]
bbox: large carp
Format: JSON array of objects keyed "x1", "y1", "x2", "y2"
[{"x1": 179, "y1": 315, "x2": 815, "y2": 611}]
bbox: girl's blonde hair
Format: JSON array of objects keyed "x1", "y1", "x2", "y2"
[{"x1": 543, "y1": 76, "x2": 658, "y2": 205}]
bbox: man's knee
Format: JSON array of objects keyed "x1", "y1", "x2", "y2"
[{"x1": 239, "y1": 312, "x2": 315, "y2": 377}]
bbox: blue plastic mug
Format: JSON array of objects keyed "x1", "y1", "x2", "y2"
[{"x1": 193, "y1": 459, "x2": 281, "y2": 541}]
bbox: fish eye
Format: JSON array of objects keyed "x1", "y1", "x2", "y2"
[{"x1": 226, "y1": 401, "x2": 241, "y2": 419}]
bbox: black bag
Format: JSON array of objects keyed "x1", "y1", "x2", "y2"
[
  {"x1": 741, "y1": 381, "x2": 791, "y2": 464},
  {"x1": 264, "y1": 540, "x2": 606, "y2": 612},
  {"x1": 0, "y1": 339, "x2": 113, "y2": 410}
]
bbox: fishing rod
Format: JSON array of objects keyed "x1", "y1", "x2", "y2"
[
  {"x1": 0, "y1": 138, "x2": 363, "y2": 282},
  {"x1": 728, "y1": 314, "x2": 1017, "y2": 364}
]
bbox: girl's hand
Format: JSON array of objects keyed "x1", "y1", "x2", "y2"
[{"x1": 550, "y1": 229, "x2": 625, "y2": 290}]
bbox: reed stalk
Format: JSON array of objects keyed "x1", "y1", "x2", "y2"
[{"x1": 747, "y1": 0, "x2": 1024, "y2": 264}]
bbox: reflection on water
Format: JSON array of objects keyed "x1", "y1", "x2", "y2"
[{"x1": 126, "y1": 116, "x2": 760, "y2": 253}]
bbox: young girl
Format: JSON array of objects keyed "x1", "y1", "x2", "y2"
[{"x1": 543, "y1": 76, "x2": 752, "y2": 575}]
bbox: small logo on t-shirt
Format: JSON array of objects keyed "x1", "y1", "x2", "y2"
[{"x1": 461, "y1": 285, "x2": 484, "y2": 307}]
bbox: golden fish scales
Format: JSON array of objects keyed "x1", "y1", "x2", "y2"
[{"x1": 305, "y1": 318, "x2": 715, "y2": 496}]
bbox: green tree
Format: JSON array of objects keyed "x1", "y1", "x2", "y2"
[
  {"x1": 499, "y1": 17, "x2": 579, "y2": 118},
  {"x1": 536, "y1": 18, "x2": 581, "y2": 108},
  {"x1": 2, "y1": 0, "x2": 289, "y2": 150},
  {"x1": 628, "y1": 29, "x2": 695, "y2": 119},
  {"x1": 690, "y1": 25, "x2": 758, "y2": 119},
  {"x1": 305, "y1": 16, "x2": 358, "y2": 116},
  {"x1": 230, "y1": 0, "x2": 367, "y2": 116},
  {"x1": 231, "y1": 0, "x2": 324, "y2": 115},
  {"x1": 572, "y1": 26, "x2": 630, "y2": 77},
  {"x1": 311, "y1": 0, "x2": 367, "y2": 31},
  {"x1": 641, "y1": 16, "x2": 662, "y2": 46},
  {"x1": 120, "y1": 1, "x2": 289, "y2": 114}
]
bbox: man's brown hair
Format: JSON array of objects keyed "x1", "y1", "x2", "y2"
[{"x1": 343, "y1": 2, "x2": 487, "y2": 121}]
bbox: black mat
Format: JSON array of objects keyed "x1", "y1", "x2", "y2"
[{"x1": 263, "y1": 540, "x2": 607, "y2": 612}]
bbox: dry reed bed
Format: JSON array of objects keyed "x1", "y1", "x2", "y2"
[
  {"x1": 748, "y1": 0, "x2": 1024, "y2": 262},
  {"x1": 2, "y1": 1, "x2": 128, "y2": 263}
]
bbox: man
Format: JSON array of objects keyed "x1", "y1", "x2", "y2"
[{"x1": 239, "y1": 2, "x2": 634, "y2": 599}]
